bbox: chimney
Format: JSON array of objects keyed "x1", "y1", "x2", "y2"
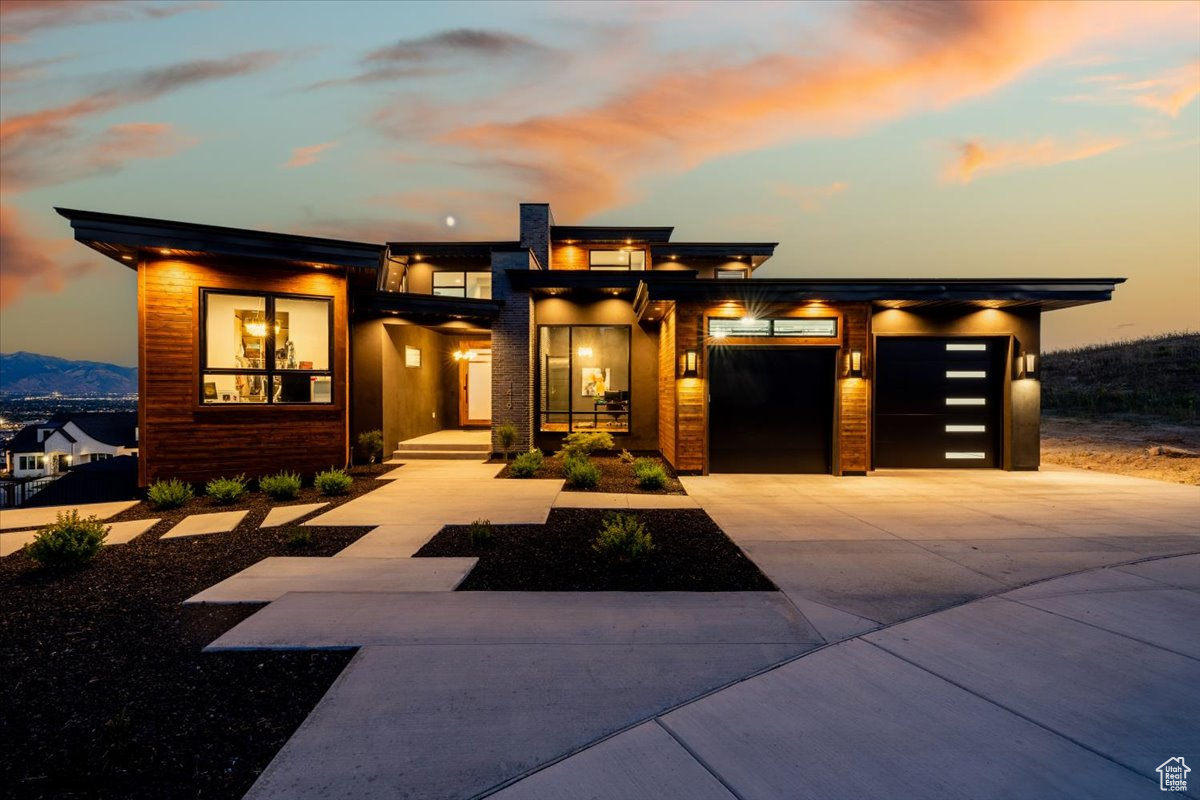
[{"x1": 518, "y1": 203, "x2": 553, "y2": 270}]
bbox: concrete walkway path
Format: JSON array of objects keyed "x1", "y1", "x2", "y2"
[
  {"x1": 682, "y1": 467, "x2": 1200, "y2": 641},
  {"x1": 0, "y1": 499, "x2": 139, "y2": 531},
  {"x1": 492, "y1": 555, "x2": 1200, "y2": 800}
]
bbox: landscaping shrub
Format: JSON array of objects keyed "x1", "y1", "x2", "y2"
[
  {"x1": 618, "y1": 449, "x2": 636, "y2": 464},
  {"x1": 206, "y1": 474, "x2": 248, "y2": 505},
  {"x1": 468, "y1": 518, "x2": 493, "y2": 547},
  {"x1": 286, "y1": 527, "x2": 313, "y2": 548},
  {"x1": 496, "y1": 423, "x2": 518, "y2": 460},
  {"x1": 560, "y1": 431, "x2": 614, "y2": 458},
  {"x1": 510, "y1": 448, "x2": 544, "y2": 478},
  {"x1": 632, "y1": 458, "x2": 668, "y2": 490},
  {"x1": 357, "y1": 429, "x2": 384, "y2": 463},
  {"x1": 592, "y1": 512, "x2": 653, "y2": 561},
  {"x1": 314, "y1": 467, "x2": 353, "y2": 496},
  {"x1": 146, "y1": 477, "x2": 193, "y2": 509},
  {"x1": 259, "y1": 471, "x2": 302, "y2": 500},
  {"x1": 563, "y1": 454, "x2": 601, "y2": 489},
  {"x1": 24, "y1": 511, "x2": 109, "y2": 568}
]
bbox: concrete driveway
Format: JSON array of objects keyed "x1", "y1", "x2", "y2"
[{"x1": 683, "y1": 466, "x2": 1200, "y2": 641}]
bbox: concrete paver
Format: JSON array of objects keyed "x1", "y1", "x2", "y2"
[
  {"x1": 659, "y1": 639, "x2": 1154, "y2": 800},
  {"x1": 1, "y1": 517, "x2": 159, "y2": 556},
  {"x1": 0, "y1": 529, "x2": 39, "y2": 557},
  {"x1": 0, "y1": 500, "x2": 140, "y2": 531},
  {"x1": 332, "y1": 523, "x2": 440, "y2": 558},
  {"x1": 160, "y1": 510, "x2": 248, "y2": 539},
  {"x1": 207, "y1": 591, "x2": 818, "y2": 650},
  {"x1": 243, "y1": 642, "x2": 803, "y2": 800},
  {"x1": 261, "y1": 503, "x2": 327, "y2": 528},
  {"x1": 184, "y1": 557, "x2": 477, "y2": 603},
  {"x1": 487, "y1": 721, "x2": 737, "y2": 800}
]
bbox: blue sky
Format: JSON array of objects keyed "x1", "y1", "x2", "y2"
[{"x1": 2, "y1": 0, "x2": 1197, "y2": 366}]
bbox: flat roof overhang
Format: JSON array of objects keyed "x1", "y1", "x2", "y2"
[
  {"x1": 636, "y1": 278, "x2": 1126, "y2": 312},
  {"x1": 385, "y1": 242, "x2": 518, "y2": 260},
  {"x1": 506, "y1": 268, "x2": 698, "y2": 293},
  {"x1": 551, "y1": 226, "x2": 674, "y2": 244},
  {"x1": 55, "y1": 208, "x2": 384, "y2": 271},
  {"x1": 649, "y1": 242, "x2": 777, "y2": 268},
  {"x1": 364, "y1": 292, "x2": 500, "y2": 326}
]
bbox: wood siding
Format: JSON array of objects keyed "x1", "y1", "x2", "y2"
[
  {"x1": 657, "y1": 305, "x2": 677, "y2": 466},
  {"x1": 550, "y1": 244, "x2": 652, "y2": 271},
  {"x1": 673, "y1": 305, "x2": 706, "y2": 472},
  {"x1": 138, "y1": 256, "x2": 348, "y2": 485},
  {"x1": 838, "y1": 302, "x2": 871, "y2": 474}
]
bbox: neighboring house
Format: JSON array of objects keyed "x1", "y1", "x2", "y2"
[
  {"x1": 56, "y1": 204, "x2": 1122, "y2": 485},
  {"x1": 4, "y1": 412, "x2": 138, "y2": 478}
]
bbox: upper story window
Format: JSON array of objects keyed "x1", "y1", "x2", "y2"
[
  {"x1": 433, "y1": 271, "x2": 492, "y2": 299},
  {"x1": 708, "y1": 317, "x2": 838, "y2": 339},
  {"x1": 589, "y1": 249, "x2": 645, "y2": 271},
  {"x1": 200, "y1": 290, "x2": 333, "y2": 405},
  {"x1": 716, "y1": 268, "x2": 748, "y2": 279}
]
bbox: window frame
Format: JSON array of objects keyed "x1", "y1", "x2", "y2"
[
  {"x1": 198, "y1": 288, "x2": 335, "y2": 406},
  {"x1": 716, "y1": 268, "x2": 748, "y2": 279},
  {"x1": 536, "y1": 324, "x2": 633, "y2": 434},
  {"x1": 588, "y1": 249, "x2": 646, "y2": 271},
  {"x1": 431, "y1": 269, "x2": 492, "y2": 299},
  {"x1": 708, "y1": 316, "x2": 839, "y2": 339}
]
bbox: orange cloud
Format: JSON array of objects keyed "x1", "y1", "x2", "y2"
[
  {"x1": 776, "y1": 181, "x2": 848, "y2": 212},
  {"x1": 0, "y1": 205, "x2": 93, "y2": 308},
  {"x1": 430, "y1": 0, "x2": 1196, "y2": 220},
  {"x1": 942, "y1": 136, "x2": 1125, "y2": 184},
  {"x1": 284, "y1": 141, "x2": 337, "y2": 168}
]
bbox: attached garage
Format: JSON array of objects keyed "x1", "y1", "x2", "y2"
[
  {"x1": 874, "y1": 337, "x2": 1006, "y2": 468},
  {"x1": 708, "y1": 347, "x2": 836, "y2": 473}
]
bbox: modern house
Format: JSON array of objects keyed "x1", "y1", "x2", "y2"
[
  {"x1": 4, "y1": 411, "x2": 139, "y2": 478},
  {"x1": 56, "y1": 204, "x2": 1122, "y2": 485}
]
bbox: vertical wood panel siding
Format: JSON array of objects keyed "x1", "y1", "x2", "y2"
[
  {"x1": 139, "y1": 258, "x2": 349, "y2": 485},
  {"x1": 657, "y1": 305, "x2": 677, "y2": 466},
  {"x1": 838, "y1": 303, "x2": 871, "y2": 474},
  {"x1": 674, "y1": 304, "x2": 706, "y2": 472}
]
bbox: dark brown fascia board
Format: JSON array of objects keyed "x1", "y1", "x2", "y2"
[
  {"x1": 551, "y1": 226, "x2": 675, "y2": 243},
  {"x1": 505, "y1": 268, "x2": 699, "y2": 291},
  {"x1": 650, "y1": 242, "x2": 778, "y2": 268},
  {"x1": 364, "y1": 292, "x2": 501, "y2": 322},
  {"x1": 385, "y1": 241, "x2": 520, "y2": 258},
  {"x1": 55, "y1": 207, "x2": 385, "y2": 270},
  {"x1": 640, "y1": 278, "x2": 1127, "y2": 307}
]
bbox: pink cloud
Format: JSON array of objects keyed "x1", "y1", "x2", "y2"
[
  {"x1": 284, "y1": 141, "x2": 337, "y2": 168},
  {"x1": 424, "y1": 0, "x2": 1196, "y2": 220},
  {"x1": 0, "y1": 205, "x2": 93, "y2": 308},
  {"x1": 0, "y1": 0, "x2": 213, "y2": 43},
  {"x1": 942, "y1": 135, "x2": 1125, "y2": 184},
  {"x1": 1067, "y1": 60, "x2": 1200, "y2": 117}
]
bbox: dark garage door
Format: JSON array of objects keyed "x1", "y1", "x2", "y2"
[
  {"x1": 875, "y1": 337, "x2": 1005, "y2": 468},
  {"x1": 709, "y1": 347, "x2": 835, "y2": 473}
]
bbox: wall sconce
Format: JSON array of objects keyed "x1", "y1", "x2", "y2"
[
  {"x1": 1018, "y1": 351, "x2": 1038, "y2": 379},
  {"x1": 577, "y1": 346, "x2": 593, "y2": 358},
  {"x1": 847, "y1": 349, "x2": 863, "y2": 377},
  {"x1": 453, "y1": 350, "x2": 476, "y2": 362},
  {"x1": 679, "y1": 349, "x2": 699, "y2": 378}
]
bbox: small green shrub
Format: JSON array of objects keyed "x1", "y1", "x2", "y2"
[
  {"x1": 496, "y1": 423, "x2": 518, "y2": 459},
  {"x1": 24, "y1": 511, "x2": 109, "y2": 568},
  {"x1": 618, "y1": 449, "x2": 636, "y2": 464},
  {"x1": 560, "y1": 431, "x2": 614, "y2": 458},
  {"x1": 146, "y1": 477, "x2": 193, "y2": 509},
  {"x1": 632, "y1": 458, "x2": 668, "y2": 490},
  {"x1": 468, "y1": 518, "x2": 493, "y2": 547},
  {"x1": 563, "y1": 454, "x2": 601, "y2": 489},
  {"x1": 286, "y1": 527, "x2": 312, "y2": 548},
  {"x1": 593, "y1": 512, "x2": 653, "y2": 561},
  {"x1": 259, "y1": 471, "x2": 302, "y2": 500},
  {"x1": 314, "y1": 467, "x2": 353, "y2": 496},
  {"x1": 206, "y1": 474, "x2": 248, "y2": 505},
  {"x1": 357, "y1": 429, "x2": 384, "y2": 463},
  {"x1": 510, "y1": 448, "x2": 544, "y2": 478}
]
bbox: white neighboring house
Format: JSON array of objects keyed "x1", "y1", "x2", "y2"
[{"x1": 5, "y1": 412, "x2": 138, "y2": 479}]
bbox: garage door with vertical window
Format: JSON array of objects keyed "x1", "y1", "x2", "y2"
[
  {"x1": 875, "y1": 338, "x2": 1005, "y2": 468},
  {"x1": 709, "y1": 347, "x2": 835, "y2": 473}
]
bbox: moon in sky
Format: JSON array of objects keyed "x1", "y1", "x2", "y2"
[{"x1": 445, "y1": 215, "x2": 456, "y2": 228}]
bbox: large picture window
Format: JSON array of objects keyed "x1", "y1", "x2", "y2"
[
  {"x1": 201, "y1": 290, "x2": 333, "y2": 405},
  {"x1": 433, "y1": 271, "x2": 492, "y2": 299},
  {"x1": 538, "y1": 325, "x2": 631, "y2": 433},
  {"x1": 589, "y1": 249, "x2": 645, "y2": 270}
]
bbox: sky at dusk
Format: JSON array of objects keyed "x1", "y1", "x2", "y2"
[{"x1": 1, "y1": 0, "x2": 1198, "y2": 367}]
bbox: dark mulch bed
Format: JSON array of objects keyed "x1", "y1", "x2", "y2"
[
  {"x1": 493, "y1": 453, "x2": 686, "y2": 495},
  {"x1": 0, "y1": 483, "x2": 380, "y2": 797},
  {"x1": 105, "y1": 463, "x2": 390, "y2": 538},
  {"x1": 415, "y1": 508, "x2": 774, "y2": 591}
]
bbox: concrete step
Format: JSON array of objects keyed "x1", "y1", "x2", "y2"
[
  {"x1": 389, "y1": 449, "x2": 490, "y2": 461},
  {"x1": 395, "y1": 442, "x2": 490, "y2": 452}
]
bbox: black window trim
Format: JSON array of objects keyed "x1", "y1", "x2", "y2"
[
  {"x1": 588, "y1": 249, "x2": 646, "y2": 271},
  {"x1": 431, "y1": 269, "x2": 491, "y2": 298},
  {"x1": 536, "y1": 323, "x2": 633, "y2": 434},
  {"x1": 708, "y1": 316, "x2": 839, "y2": 338},
  {"x1": 199, "y1": 288, "x2": 335, "y2": 405}
]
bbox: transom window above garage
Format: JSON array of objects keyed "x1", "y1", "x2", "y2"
[{"x1": 708, "y1": 317, "x2": 837, "y2": 338}]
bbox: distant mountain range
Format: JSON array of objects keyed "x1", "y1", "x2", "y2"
[{"x1": 0, "y1": 352, "x2": 137, "y2": 396}]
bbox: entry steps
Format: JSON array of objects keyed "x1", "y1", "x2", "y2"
[{"x1": 389, "y1": 440, "x2": 491, "y2": 462}]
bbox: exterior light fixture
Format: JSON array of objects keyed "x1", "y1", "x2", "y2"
[
  {"x1": 121, "y1": 254, "x2": 134, "y2": 261},
  {"x1": 847, "y1": 349, "x2": 864, "y2": 377},
  {"x1": 577, "y1": 346, "x2": 593, "y2": 358},
  {"x1": 1019, "y1": 351, "x2": 1038, "y2": 379},
  {"x1": 679, "y1": 349, "x2": 699, "y2": 378},
  {"x1": 711, "y1": 329, "x2": 727, "y2": 340},
  {"x1": 159, "y1": 248, "x2": 172, "y2": 255}
]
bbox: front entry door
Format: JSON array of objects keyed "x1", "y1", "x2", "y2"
[{"x1": 464, "y1": 351, "x2": 492, "y2": 425}]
